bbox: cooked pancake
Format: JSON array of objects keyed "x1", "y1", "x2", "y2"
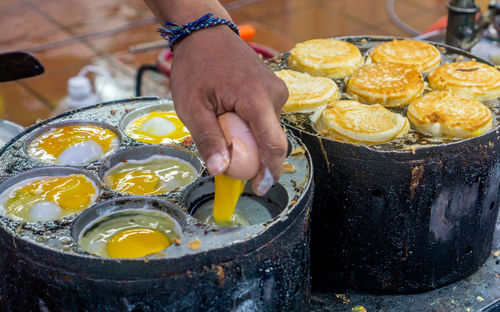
[
  {"x1": 315, "y1": 100, "x2": 410, "y2": 144},
  {"x1": 407, "y1": 91, "x2": 492, "y2": 138},
  {"x1": 428, "y1": 61, "x2": 500, "y2": 101},
  {"x1": 275, "y1": 69, "x2": 341, "y2": 113},
  {"x1": 288, "y1": 39, "x2": 363, "y2": 79},
  {"x1": 346, "y1": 62, "x2": 424, "y2": 107},
  {"x1": 369, "y1": 40, "x2": 441, "y2": 73}
]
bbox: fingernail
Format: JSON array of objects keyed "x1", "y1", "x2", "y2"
[
  {"x1": 206, "y1": 153, "x2": 229, "y2": 176},
  {"x1": 255, "y1": 167, "x2": 274, "y2": 196}
]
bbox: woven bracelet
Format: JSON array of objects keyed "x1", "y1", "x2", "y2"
[{"x1": 158, "y1": 13, "x2": 240, "y2": 52}]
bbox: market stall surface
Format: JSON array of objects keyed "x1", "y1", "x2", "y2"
[{"x1": 311, "y1": 222, "x2": 500, "y2": 311}]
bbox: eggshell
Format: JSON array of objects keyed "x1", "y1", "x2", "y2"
[{"x1": 218, "y1": 113, "x2": 260, "y2": 180}]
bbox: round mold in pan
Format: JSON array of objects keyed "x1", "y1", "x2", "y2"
[
  {"x1": 98, "y1": 144, "x2": 204, "y2": 196},
  {"x1": 119, "y1": 102, "x2": 175, "y2": 133},
  {"x1": 0, "y1": 166, "x2": 101, "y2": 223},
  {"x1": 185, "y1": 176, "x2": 289, "y2": 228},
  {"x1": 119, "y1": 102, "x2": 190, "y2": 145},
  {"x1": 72, "y1": 196, "x2": 186, "y2": 258},
  {"x1": 23, "y1": 119, "x2": 122, "y2": 166}
]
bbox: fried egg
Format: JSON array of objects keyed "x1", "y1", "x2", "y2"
[
  {"x1": 428, "y1": 61, "x2": 500, "y2": 101},
  {"x1": 28, "y1": 125, "x2": 119, "y2": 165},
  {"x1": 407, "y1": 91, "x2": 493, "y2": 138},
  {"x1": 288, "y1": 39, "x2": 364, "y2": 79},
  {"x1": 346, "y1": 62, "x2": 424, "y2": 107},
  {"x1": 78, "y1": 209, "x2": 181, "y2": 258},
  {"x1": 0, "y1": 174, "x2": 98, "y2": 222},
  {"x1": 369, "y1": 40, "x2": 442, "y2": 73},
  {"x1": 103, "y1": 155, "x2": 198, "y2": 195},
  {"x1": 275, "y1": 69, "x2": 341, "y2": 113},
  {"x1": 125, "y1": 111, "x2": 191, "y2": 144},
  {"x1": 315, "y1": 100, "x2": 410, "y2": 144}
]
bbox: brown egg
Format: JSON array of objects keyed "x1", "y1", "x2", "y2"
[{"x1": 218, "y1": 113, "x2": 260, "y2": 180}]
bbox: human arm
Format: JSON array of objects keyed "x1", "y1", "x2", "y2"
[{"x1": 144, "y1": 0, "x2": 289, "y2": 195}]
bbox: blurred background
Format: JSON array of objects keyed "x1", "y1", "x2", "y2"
[{"x1": 0, "y1": 0, "x2": 492, "y2": 127}]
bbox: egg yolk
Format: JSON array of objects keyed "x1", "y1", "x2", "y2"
[
  {"x1": 212, "y1": 175, "x2": 245, "y2": 226},
  {"x1": 110, "y1": 170, "x2": 161, "y2": 195},
  {"x1": 103, "y1": 156, "x2": 198, "y2": 195},
  {"x1": 29, "y1": 125, "x2": 117, "y2": 161},
  {"x1": 125, "y1": 112, "x2": 190, "y2": 144},
  {"x1": 4, "y1": 174, "x2": 96, "y2": 221},
  {"x1": 106, "y1": 227, "x2": 172, "y2": 258}
]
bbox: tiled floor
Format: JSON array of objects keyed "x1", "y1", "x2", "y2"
[{"x1": 0, "y1": 0, "x2": 489, "y2": 126}]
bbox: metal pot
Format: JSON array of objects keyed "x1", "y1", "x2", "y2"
[{"x1": 274, "y1": 36, "x2": 500, "y2": 292}]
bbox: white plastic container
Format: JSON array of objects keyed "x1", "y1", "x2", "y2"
[
  {"x1": 0, "y1": 119, "x2": 24, "y2": 147},
  {"x1": 53, "y1": 66, "x2": 110, "y2": 116}
]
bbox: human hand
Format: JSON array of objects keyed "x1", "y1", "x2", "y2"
[{"x1": 170, "y1": 25, "x2": 289, "y2": 195}]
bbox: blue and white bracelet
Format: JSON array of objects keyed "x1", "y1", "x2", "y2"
[{"x1": 158, "y1": 13, "x2": 240, "y2": 51}]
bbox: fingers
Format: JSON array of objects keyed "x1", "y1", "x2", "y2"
[
  {"x1": 264, "y1": 66, "x2": 289, "y2": 117},
  {"x1": 175, "y1": 103, "x2": 230, "y2": 176},
  {"x1": 167, "y1": 26, "x2": 289, "y2": 192},
  {"x1": 252, "y1": 117, "x2": 287, "y2": 195},
  {"x1": 238, "y1": 96, "x2": 288, "y2": 196}
]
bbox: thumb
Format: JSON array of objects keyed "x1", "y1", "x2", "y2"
[{"x1": 177, "y1": 107, "x2": 230, "y2": 176}]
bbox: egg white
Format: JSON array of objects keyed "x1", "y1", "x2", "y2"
[
  {"x1": 56, "y1": 140, "x2": 104, "y2": 165},
  {"x1": 30, "y1": 201, "x2": 62, "y2": 221},
  {"x1": 141, "y1": 117, "x2": 176, "y2": 136}
]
